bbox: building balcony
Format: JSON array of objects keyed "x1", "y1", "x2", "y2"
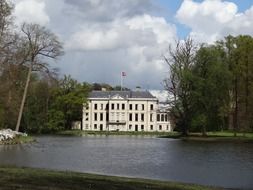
[{"x1": 108, "y1": 120, "x2": 126, "y2": 125}]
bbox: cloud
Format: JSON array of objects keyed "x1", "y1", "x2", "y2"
[
  {"x1": 11, "y1": 0, "x2": 177, "y2": 89},
  {"x1": 150, "y1": 90, "x2": 169, "y2": 102},
  {"x1": 13, "y1": 0, "x2": 49, "y2": 26},
  {"x1": 176, "y1": 0, "x2": 253, "y2": 43},
  {"x1": 62, "y1": 14, "x2": 176, "y2": 88},
  {"x1": 63, "y1": 0, "x2": 156, "y2": 22},
  {"x1": 66, "y1": 14, "x2": 176, "y2": 51}
]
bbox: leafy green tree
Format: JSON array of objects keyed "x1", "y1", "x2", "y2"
[
  {"x1": 191, "y1": 45, "x2": 231, "y2": 135},
  {"x1": 48, "y1": 75, "x2": 90, "y2": 130},
  {"x1": 216, "y1": 35, "x2": 253, "y2": 135},
  {"x1": 229, "y1": 35, "x2": 253, "y2": 133},
  {"x1": 22, "y1": 75, "x2": 51, "y2": 133}
]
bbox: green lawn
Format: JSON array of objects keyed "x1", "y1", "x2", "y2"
[
  {"x1": 207, "y1": 131, "x2": 253, "y2": 138},
  {"x1": 56, "y1": 130, "x2": 253, "y2": 142},
  {"x1": 0, "y1": 166, "x2": 226, "y2": 190},
  {"x1": 177, "y1": 131, "x2": 253, "y2": 142},
  {"x1": 3, "y1": 130, "x2": 252, "y2": 145}
]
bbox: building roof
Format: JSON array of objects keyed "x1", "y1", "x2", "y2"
[{"x1": 89, "y1": 90, "x2": 156, "y2": 99}]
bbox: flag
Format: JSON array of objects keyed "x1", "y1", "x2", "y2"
[{"x1": 122, "y1": 71, "x2": 126, "y2": 77}]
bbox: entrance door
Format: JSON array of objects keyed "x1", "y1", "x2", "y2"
[{"x1": 135, "y1": 125, "x2": 138, "y2": 132}]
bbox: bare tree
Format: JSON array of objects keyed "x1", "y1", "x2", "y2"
[
  {"x1": 15, "y1": 23, "x2": 63, "y2": 132},
  {"x1": 163, "y1": 38, "x2": 197, "y2": 136}
]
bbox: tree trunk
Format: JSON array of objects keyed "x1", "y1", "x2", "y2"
[
  {"x1": 181, "y1": 119, "x2": 189, "y2": 137},
  {"x1": 244, "y1": 59, "x2": 249, "y2": 136},
  {"x1": 202, "y1": 125, "x2": 207, "y2": 137},
  {"x1": 233, "y1": 78, "x2": 238, "y2": 137},
  {"x1": 15, "y1": 62, "x2": 33, "y2": 132}
]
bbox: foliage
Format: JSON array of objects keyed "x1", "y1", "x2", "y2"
[
  {"x1": 164, "y1": 38, "x2": 197, "y2": 136},
  {"x1": 48, "y1": 75, "x2": 90, "y2": 131},
  {"x1": 0, "y1": 0, "x2": 90, "y2": 134},
  {"x1": 20, "y1": 75, "x2": 90, "y2": 134},
  {"x1": 164, "y1": 36, "x2": 253, "y2": 136},
  {"x1": 15, "y1": 23, "x2": 63, "y2": 132},
  {"x1": 91, "y1": 83, "x2": 130, "y2": 91}
]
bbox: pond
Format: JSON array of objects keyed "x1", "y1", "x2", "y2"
[{"x1": 0, "y1": 136, "x2": 253, "y2": 189}]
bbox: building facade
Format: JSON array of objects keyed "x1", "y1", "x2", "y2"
[{"x1": 82, "y1": 91, "x2": 172, "y2": 132}]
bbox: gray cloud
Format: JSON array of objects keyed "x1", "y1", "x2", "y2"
[
  {"x1": 13, "y1": 0, "x2": 177, "y2": 90},
  {"x1": 63, "y1": 0, "x2": 157, "y2": 22}
]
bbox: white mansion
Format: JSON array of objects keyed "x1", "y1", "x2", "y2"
[{"x1": 82, "y1": 90, "x2": 172, "y2": 132}]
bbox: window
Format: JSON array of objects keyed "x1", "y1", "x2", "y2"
[
  {"x1": 94, "y1": 113, "x2": 97, "y2": 121},
  {"x1": 167, "y1": 125, "x2": 169, "y2": 131},
  {"x1": 161, "y1": 114, "x2": 164, "y2": 122},
  {"x1": 122, "y1": 104, "x2": 125, "y2": 110},
  {"x1": 129, "y1": 104, "x2": 132, "y2": 110},
  {"x1": 94, "y1": 124, "x2": 97, "y2": 129},
  {"x1": 135, "y1": 125, "x2": 138, "y2": 131},
  {"x1": 129, "y1": 125, "x2": 132, "y2": 130},
  {"x1": 165, "y1": 114, "x2": 168, "y2": 122},
  {"x1": 105, "y1": 103, "x2": 109, "y2": 110},
  {"x1": 117, "y1": 103, "x2": 120, "y2": 110},
  {"x1": 111, "y1": 103, "x2": 114, "y2": 110},
  {"x1": 129, "y1": 113, "x2": 132, "y2": 121},
  {"x1": 100, "y1": 113, "x2": 103, "y2": 121},
  {"x1": 157, "y1": 114, "x2": 160, "y2": 122},
  {"x1": 94, "y1": 104, "x2": 97, "y2": 110},
  {"x1": 159, "y1": 125, "x2": 162, "y2": 130},
  {"x1": 135, "y1": 104, "x2": 138, "y2": 110},
  {"x1": 150, "y1": 125, "x2": 153, "y2": 130},
  {"x1": 86, "y1": 113, "x2": 89, "y2": 121},
  {"x1": 135, "y1": 113, "x2": 138, "y2": 121},
  {"x1": 100, "y1": 104, "x2": 103, "y2": 110},
  {"x1": 141, "y1": 114, "x2": 144, "y2": 122},
  {"x1": 150, "y1": 114, "x2": 153, "y2": 122},
  {"x1": 150, "y1": 104, "x2": 153, "y2": 110},
  {"x1": 85, "y1": 124, "x2": 89, "y2": 129},
  {"x1": 141, "y1": 125, "x2": 144, "y2": 130},
  {"x1": 100, "y1": 124, "x2": 103, "y2": 131},
  {"x1": 142, "y1": 104, "x2": 144, "y2": 110},
  {"x1": 106, "y1": 113, "x2": 109, "y2": 121}
]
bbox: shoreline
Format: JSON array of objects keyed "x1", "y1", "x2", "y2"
[
  {"x1": 0, "y1": 135, "x2": 35, "y2": 145},
  {"x1": 1, "y1": 130, "x2": 253, "y2": 144},
  {"x1": 55, "y1": 130, "x2": 253, "y2": 143},
  {"x1": 0, "y1": 166, "x2": 227, "y2": 190}
]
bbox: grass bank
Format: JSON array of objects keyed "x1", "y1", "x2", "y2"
[
  {"x1": 164, "y1": 131, "x2": 253, "y2": 143},
  {"x1": 55, "y1": 130, "x2": 253, "y2": 142},
  {"x1": 0, "y1": 166, "x2": 226, "y2": 190},
  {"x1": 56, "y1": 130, "x2": 179, "y2": 138},
  {"x1": 0, "y1": 135, "x2": 35, "y2": 145}
]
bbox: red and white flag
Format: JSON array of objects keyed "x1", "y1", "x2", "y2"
[{"x1": 121, "y1": 71, "x2": 126, "y2": 77}]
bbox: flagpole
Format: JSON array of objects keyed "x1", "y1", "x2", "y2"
[{"x1": 121, "y1": 72, "x2": 123, "y2": 91}]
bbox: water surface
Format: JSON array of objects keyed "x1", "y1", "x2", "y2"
[{"x1": 0, "y1": 136, "x2": 253, "y2": 189}]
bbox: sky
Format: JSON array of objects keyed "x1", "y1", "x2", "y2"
[{"x1": 11, "y1": 0, "x2": 253, "y2": 90}]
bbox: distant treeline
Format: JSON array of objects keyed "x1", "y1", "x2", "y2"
[{"x1": 164, "y1": 37, "x2": 253, "y2": 136}]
